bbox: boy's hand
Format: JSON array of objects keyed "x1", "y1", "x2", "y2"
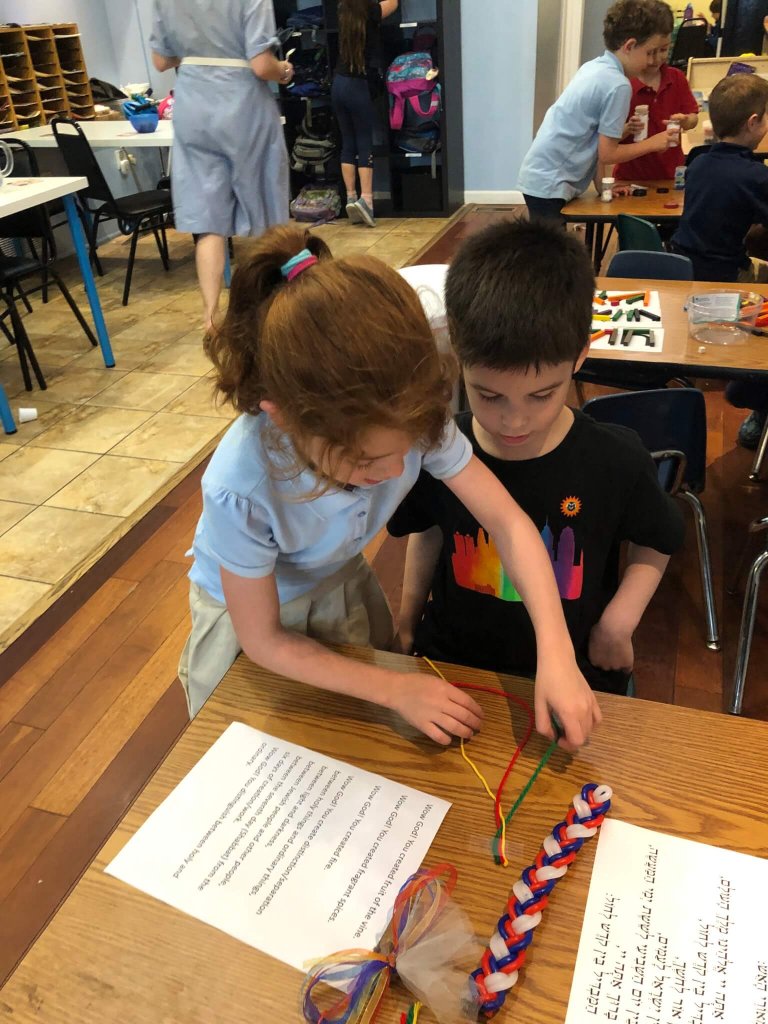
[
  {"x1": 534, "y1": 657, "x2": 601, "y2": 752},
  {"x1": 649, "y1": 130, "x2": 671, "y2": 152},
  {"x1": 625, "y1": 113, "x2": 644, "y2": 137},
  {"x1": 388, "y1": 673, "x2": 484, "y2": 746},
  {"x1": 588, "y1": 616, "x2": 634, "y2": 673},
  {"x1": 391, "y1": 629, "x2": 415, "y2": 656},
  {"x1": 663, "y1": 114, "x2": 686, "y2": 128}
]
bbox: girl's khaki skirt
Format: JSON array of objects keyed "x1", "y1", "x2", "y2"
[{"x1": 178, "y1": 554, "x2": 393, "y2": 717}]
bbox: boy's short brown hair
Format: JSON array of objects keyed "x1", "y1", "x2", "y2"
[
  {"x1": 652, "y1": 0, "x2": 674, "y2": 36},
  {"x1": 709, "y1": 73, "x2": 768, "y2": 139},
  {"x1": 603, "y1": 0, "x2": 667, "y2": 50},
  {"x1": 445, "y1": 219, "x2": 595, "y2": 373}
]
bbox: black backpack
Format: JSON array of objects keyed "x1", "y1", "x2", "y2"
[{"x1": 290, "y1": 108, "x2": 338, "y2": 176}]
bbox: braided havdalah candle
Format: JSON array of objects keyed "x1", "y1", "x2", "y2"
[{"x1": 471, "y1": 783, "x2": 613, "y2": 1019}]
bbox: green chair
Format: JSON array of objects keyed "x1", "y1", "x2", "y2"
[{"x1": 617, "y1": 214, "x2": 664, "y2": 253}]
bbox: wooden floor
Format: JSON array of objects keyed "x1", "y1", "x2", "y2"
[{"x1": 2, "y1": 206, "x2": 768, "y2": 988}]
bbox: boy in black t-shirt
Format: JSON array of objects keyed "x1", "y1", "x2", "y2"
[{"x1": 388, "y1": 220, "x2": 684, "y2": 695}]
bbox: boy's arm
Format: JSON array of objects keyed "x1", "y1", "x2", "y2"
[
  {"x1": 599, "y1": 132, "x2": 669, "y2": 165},
  {"x1": 221, "y1": 567, "x2": 484, "y2": 745},
  {"x1": 588, "y1": 545, "x2": 670, "y2": 671},
  {"x1": 394, "y1": 526, "x2": 442, "y2": 655},
  {"x1": 444, "y1": 456, "x2": 601, "y2": 749}
]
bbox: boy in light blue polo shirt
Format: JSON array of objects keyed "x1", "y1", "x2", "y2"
[{"x1": 519, "y1": 0, "x2": 671, "y2": 221}]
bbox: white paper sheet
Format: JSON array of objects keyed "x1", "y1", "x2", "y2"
[
  {"x1": 590, "y1": 290, "x2": 665, "y2": 352},
  {"x1": 106, "y1": 722, "x2": 450, "y2": 971},
  {"x1": 566, "y1": 819, "x2": 768, "y2": 1024}
]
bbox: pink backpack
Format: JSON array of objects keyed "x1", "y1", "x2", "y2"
[{"x1": 386, "y1": 52, "x2": 438, "y2": 131}]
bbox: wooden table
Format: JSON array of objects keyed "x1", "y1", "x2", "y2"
[
  {"x1": 588, "y1": 277, "x2": 768, "y2": 379},
  {"x1": 3, "y1": 647, "x2": 768, "y2": 1022},
  {"x1": 563, "y1": 180, "x2": 683, "y2": 271}
]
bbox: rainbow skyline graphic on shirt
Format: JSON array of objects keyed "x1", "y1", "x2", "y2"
[{"x1": 451, "y1": 521, "x2": 584, "y2": 602}]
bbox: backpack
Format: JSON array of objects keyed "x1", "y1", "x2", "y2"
[
  {"x1": 385, "y1": 51, "x2": 438, "y2": 131},
  {"x1": 395, "y1": 81, "x2": 441, "y2": 153},
  {"x1": 286, "y1": 4, "x2": 324, "y2": 27},
  {"x1": 290, "y1": 185, "x2": 341, "y2": 223},
  {"x1": 411, "y1": 21, "x2": 438, "y2": 60},
  {"x1": 290, "y1": 109, "x2": 338, "y2": 176},
  {"x1": 288, "y1": 46, "x2": 330, "y2": 97}
]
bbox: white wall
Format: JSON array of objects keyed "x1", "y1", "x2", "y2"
[
  {"x1": 3, "y1": 0, "x2": 118, "y2": 82},
  {"x1": 461, "y1": 0, "x2": 538, "y2": 201}
]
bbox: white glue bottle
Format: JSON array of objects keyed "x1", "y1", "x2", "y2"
[
  {"x1": 666, "y1": 121, "x2": 681, "y2": 148},
  {"x1": 634, "y1": 104, "x2": 649, "y2": 141}
]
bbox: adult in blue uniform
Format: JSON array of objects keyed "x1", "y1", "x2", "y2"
[{"x1": 150, "y1": 0, "x2": 294, "y2": 328}]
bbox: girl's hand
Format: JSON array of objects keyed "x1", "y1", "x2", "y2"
[
  {"x1": 534, "y1": 658, "x2": 601, "y2": 752},
  {"x1": 388, "y1": 674, "x2": 484, "y2": 745}
]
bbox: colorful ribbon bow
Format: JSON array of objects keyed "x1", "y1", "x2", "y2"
[
  {"x1": 472, "y1": 782, "x2": 613, "y2": 1019},
  {"x1": 301, "y1": 864, "x2": 457, "y2": 1024}
]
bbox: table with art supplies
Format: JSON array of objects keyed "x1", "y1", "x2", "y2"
[
  {"x1": 585, "y1": 277, "x2": 768, "y2": 380},
  {"x1": 562, "y1": 181, "x2": 684, "y2": 272},
  {"x1": 3, "y1": 645, "x2": 768, "y2": 1023}
]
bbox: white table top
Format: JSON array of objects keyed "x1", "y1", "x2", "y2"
[
  {"x1": 2, "y1": 119, "x2": 175, "y2": 149},
  {"x1": 0, "y1": 176, "x2": 87, "y2": 216}
]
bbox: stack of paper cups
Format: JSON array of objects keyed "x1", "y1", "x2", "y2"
[{"x1": 18, "y1": 408, "x2": 38, "y2": 423}]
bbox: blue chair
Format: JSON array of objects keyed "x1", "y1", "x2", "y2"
[
  {"x1": 582, "y1": 388, "x2": 720, "y2": 652},
  {"x1": 607, "y1": 250, "x2": 693, "y2": 280},
  {"x1": 0, "y1": 382, "x2": 15, "y2": 434}
]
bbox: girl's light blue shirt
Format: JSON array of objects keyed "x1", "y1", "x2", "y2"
[{"x1": 189, "y1": 413, "x2": 472, "y2": 604}]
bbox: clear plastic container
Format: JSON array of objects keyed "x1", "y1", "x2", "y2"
[
  {"x1": 687, "y1": 290, "x2": 761, "y2": 345},
  {"x1": 601, "y1": 176, "x2": 615, "y2": 202}
]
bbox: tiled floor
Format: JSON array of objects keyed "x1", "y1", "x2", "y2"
[{"x1": 0, "y1": 215, "x2": 451, "y2": 651}]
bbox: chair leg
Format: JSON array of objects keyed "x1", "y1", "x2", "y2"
[
  {"x1": 678, "y1": 489, "x2": 720, "y2": 650},
  {"x1": 16, "y1": 280, "x2": 33, "y2": 314},
  {"x1": 6, "y1": 292, "x2": 46, "y2": 391},
  {"x1": 51, "y1": 270, "x2": 98, "y2": 347},
  {"x1": 41, "y1": 265, "x2": 50, "y2": 304},
  {"x1": 122, "y1": 225, "x2": 141, "y2": 306},
  {"x1": 729, "y1": 546, "x2": 768, "y2": 714},
  {"x1": 150, "y1": 218, "x2": 170, "y2": 271},
  {"x1": 749, "y1": 415, "x2": 768, "y2": 481}
]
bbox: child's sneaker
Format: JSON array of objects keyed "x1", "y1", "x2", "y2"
[
  {"x1": 737, "y1": 409, "x2": 767, "y2": 450},
  {"x1": 354, "y1": 197, "x2": 376, "y2": 227},
  {"x1": 346, "y1": 200, "x2": 363, "y2": 224}
]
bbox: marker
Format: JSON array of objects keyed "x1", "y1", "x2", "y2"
[
  {"x1": 621, "y1": 331, "x2": 632, "y2": 346},
  {"x1": 637, "y1": 308, "x2": 661, "y2": 321},
  {"x1": 608, "y1": 329, "x2": 618, "y2": 345},
  {"x1": 611, "y1": 309, "x2": 623, "y2": 321}
]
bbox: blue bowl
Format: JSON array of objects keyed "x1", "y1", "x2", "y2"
[{"x1": 127, "y1": 110, "x2": 159, "y2": 133}]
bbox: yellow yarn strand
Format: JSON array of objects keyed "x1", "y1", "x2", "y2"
[
  {"x1": 412, "y1": 1002, "x2": 423, "y2": 1023},
  {"x1": 421, "y1": 657, "x2": 508, "y2": 866}
]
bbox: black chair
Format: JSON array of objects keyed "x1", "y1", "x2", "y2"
[
  {"x1": 583, "y1": 388, "x2": 720, "y2": 652},
  {"x1": 0, "y1": 138, "x2": 98, "y2": 392},
  {"x1": 669, "y1": 18, "x2": 711, "y2": 69},
  {"x1": 50, "y1": 116, "x2": 172, "y2": 305}
]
